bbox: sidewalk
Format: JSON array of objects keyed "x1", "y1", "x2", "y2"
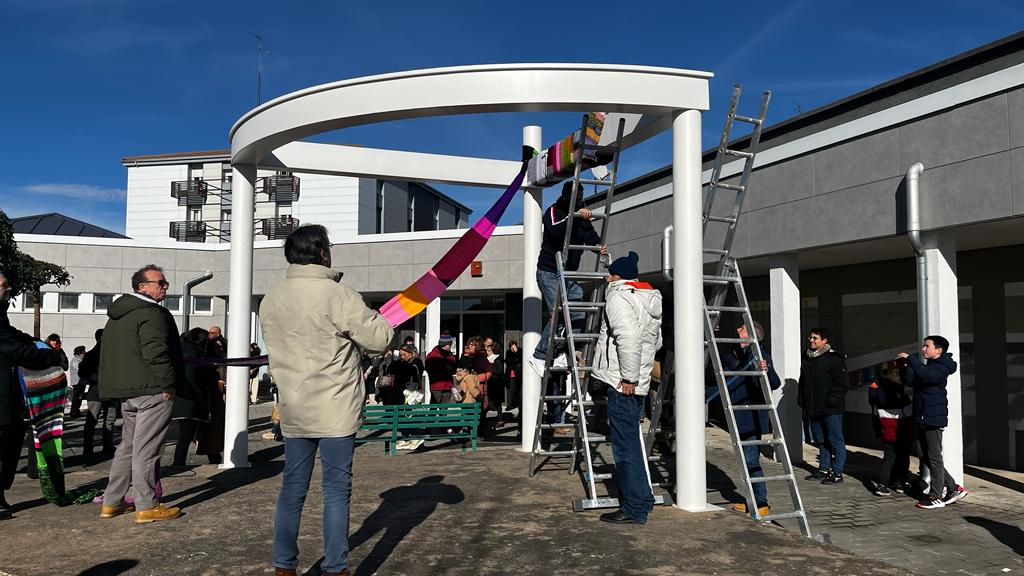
[
  {"x1": 703, "y1": 425, "x2": 1024, "y2": 576},
  {"x1": 1, "y1": 405, "x2": 910, "y2": 576}
]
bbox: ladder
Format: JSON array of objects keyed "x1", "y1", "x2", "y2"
[{"x1": 527, "y1": 114, "x2": 672, "y2": 511}]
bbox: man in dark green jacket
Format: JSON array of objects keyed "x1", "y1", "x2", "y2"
[{"x1": 98, "y1": 264, "x2": 184, "y2": 524}]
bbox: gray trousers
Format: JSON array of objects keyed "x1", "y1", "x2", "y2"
[{"x1": 103, "y1": 393, "x2": 173, "y2": 510}]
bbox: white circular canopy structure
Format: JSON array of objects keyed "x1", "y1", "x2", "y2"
[{"x1": 224, "y1": 63, "x2": 714, "y2": 512}]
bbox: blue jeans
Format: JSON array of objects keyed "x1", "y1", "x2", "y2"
[
  {"x1": 741, "y1": 432, "x2": 768, "y2": 507},
  {"x1": 811, "y1": 414, "x2": 846, "y2": 474},
  {"x1": 533, "y1": 269, "x2": 584, "y2": 360},
  {"x1": 274, "y1": 436, "x2": 355, "y2": 573},
  {"x1": 607, "y1": 387, "x2": 655, "y2": 522}
]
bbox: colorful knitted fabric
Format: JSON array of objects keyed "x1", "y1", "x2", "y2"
[
  {"x1": 527, "y1": 112, "x2": 608, "y2": 187},
  {"x1": 379, "y1": 146, "x2": 535, "y2": 327},
  {"x1": 19, "y1": 343, "x2": 99, "y2": 506}
]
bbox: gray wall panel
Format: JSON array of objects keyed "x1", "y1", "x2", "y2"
[
  {"x1": 814, "y1": 129, "x2": 900, "y2": 195},
  {"x1": 72, "y1": 245, "x2": 123, "y2": 269},
  {"x1": 332, "y1": 243, "x2": 369, "y2": 267},
  {"x1": 605, "y1": 203, "x2": 653, "y2": 244},
  {"x1": 368, "y1": 242, "x2": 414, "y2": 266},
  {"x1": 812, "y1": 177, "x2": 902, "y2": 246},
  {"x1": 19, "y1": 243, "x2": 67, "y2": 267},
  {"x1": 746, "y1": 153, "x2": 816, "y2": 211},
  {"x1": 1009, "y1": 86, "x2": 1024, "y2": 150},
  {"x1": 357, "y1": 178, "x2": 377, "y2": 235},
  {"x1": 745, "y1": 198, "x2": 815, "y2": 255},
  {"x1": 1012, "y1": 147, "x2": 1024, "y2": 215},
  {"x1": 899, "y1": 94, "x2": 1010, "y2": 169},
  {"x1": 919, "y1": 152, "x2": 1012, "y2": 228}
]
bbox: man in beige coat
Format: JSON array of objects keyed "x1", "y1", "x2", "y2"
[{"x1": 260, "y1": 225, "x2": 393, "y2": 576}]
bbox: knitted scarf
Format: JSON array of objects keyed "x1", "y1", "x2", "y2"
[
  {"x1": 806, "y1": 343, "x2": 832, "y2": 359},
  {"x1": 18, "y1": 344, "x2": 100, "y2": 506}
]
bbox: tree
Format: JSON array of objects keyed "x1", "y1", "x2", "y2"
[{"x1": 0, "y1": 210, "x2": 72, "y2": 338}]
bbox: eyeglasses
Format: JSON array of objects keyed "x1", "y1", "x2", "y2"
[{"x1": 143, "y1": 280, "x2": 170, "y2": 287}]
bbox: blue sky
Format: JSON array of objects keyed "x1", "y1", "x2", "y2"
[{"x1": 0, "y1": 0, "x2": 1021, "y2": 233}]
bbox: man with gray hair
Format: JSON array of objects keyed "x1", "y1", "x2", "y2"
[
  {"x1": 98, "y1": 264, "x2": 185, "y2": 523},
  {"x1": 714, "y1": 320, "x2": 782, "y2": 518}
]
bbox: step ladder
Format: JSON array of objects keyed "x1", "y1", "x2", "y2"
[{"x1": 527, "y1": 114, "x2": 673, "y2": 512}]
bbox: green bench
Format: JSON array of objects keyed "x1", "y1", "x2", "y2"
[{"x1": 357, "y1": 403, "x2": 480, "y2": 455}]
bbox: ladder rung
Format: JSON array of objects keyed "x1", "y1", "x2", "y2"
[
  {"x1": 714, "y1": 182, "x2": 746, "y2": 192},
  {"x1": 547, "y1": 365, "x2": 594, "y2": 372},
  {"x1": 723, "y1": 148, "x2": 754, "y2": 159},
  {"x1": 563, "y1": 271, "x2": 607, "y2": 280},
  {"x1": 648, "y1": 454, "x2": 662, "y2": 462},
  {"x1": 542, "y1": 395, "x2": 574, "y2": 400},
  {"x1": 733, "y1": 114, "x2": 762, "y2": 126},
  {"x1": 732, "y1": 404, "x2": 773, "y2": 411},
  {"x1": 578, "y1": 178, "x2": 611, "y2": 186},
  {"x1": 761, "y1": 511, "x2": 805, "y2": 522},
  {"x1": 705, "y1": 215, "x2": 738, "y2": 224},
  {"x1": 535, "y1": 449, "x2": 574, "y2": 457},
  {"x1": 587, "y1": 472, "x2": 613, "y2": 481},
  {"x1": 567, "y1": 301, "x2": 605, "y2": 309},
  {"x1": 714, "y1": 337, "x2": 757, "y2": 344},
  {"x1": 567, "y1": 244, "x2": 604, "y2": 252},
  {"x1": 706, "y1": 305, "x2": 746, "y2": 313},
  {"x1": 585, "y1": 435, "x2": 605, "y2": 443},
  {"x1": 703, "y1": 248, "x2": 729, "y2": 256},
  {"x1": 703, "y1": 274, "x2": 740, "y2": 284},
  {"x1": 540, "y1": 423, "x2": 575, "y2": 429},
  {"x1": 722, "y1": 370, "x2": 763, "y2": 377},
  {"x1": 739, "y1": 438, "x2": 784, "y2": 447},
  {"x1": 750, "y1": 474, "x2": 793, "y2": 483},
  {"x1": 555, "y1": 334, "x2": 599, "y2": 342}
]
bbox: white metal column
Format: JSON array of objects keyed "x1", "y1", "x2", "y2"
[
  {"x1": 425, "y1": 299, "x2": 441, "y2": 356},
  {"x1": 520, "y1": 125, "x2": 543, "y2": 453},
  {"x1": 672, "y1": 109, "x2": 708, "y2": 511},
  {"x1": 222, "y1": 163, "x2": 256, "y2": 469},
  {"x1": 769, "y1": 254, "x2": 804, "y2": 465},
  {"x1": 922, "y1": 230, "x2": 963, "y2": 484}
]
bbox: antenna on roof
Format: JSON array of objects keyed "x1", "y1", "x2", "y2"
[{"x1": 250, "y1": 33, "x2": 270, "y2": 106}]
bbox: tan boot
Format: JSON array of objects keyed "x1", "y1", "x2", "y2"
[
  {"x1": 730, "y1": 502, "x2": 770, "y2": 517},
  {"x1": 99, "y1": 502, "x2": 136, "y2": 519},
  {"x1": 134, "y1": 504, "x2": 182, "y2": 524}
]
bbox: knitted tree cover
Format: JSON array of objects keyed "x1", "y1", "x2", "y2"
[{"x1": 18, "y1": 344, "x2": 100, "y2": 506}]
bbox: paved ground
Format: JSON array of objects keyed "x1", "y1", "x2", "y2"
[{"x1": 0, "y1": 404, "x2": 1018, "y2": 575}]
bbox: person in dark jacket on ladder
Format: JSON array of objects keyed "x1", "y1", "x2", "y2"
[
  {"x1": 720, "y1": 321, "x2": 781, "y2": 518},
  {"x1": 897, "y1": 335, "x2": 967, "y2": 509},
  {"x1": 797, "y1": 327, "x2": 849, "y2": 485}
]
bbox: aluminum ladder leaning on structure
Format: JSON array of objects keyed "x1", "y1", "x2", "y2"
[{"x1": 526, "y1": 114, "x2": 672, "y2": 512}]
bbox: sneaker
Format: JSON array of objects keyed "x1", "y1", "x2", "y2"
[
  {"x1": 943, "y1": 485, "x2": 968, "y2": 505},
  {"x1": 99, "y1": 501, "x2": 136, "y2": 519},
  {"x1": 873, "y1": 483, "x2": 892, "y2": 496},
  {"x1": 528, "y1": 356, "x2": 547, "y2": 378},
  {"x1": 261, "y1": 431, "x2": 277, "y2": 440},
  {"x1": 395, "y1": 440, "x2": 412, "y2": 451},
  {"x1": 408, "y1": 439, "x2": 425, "y2": 451},
  {"x1": 805, "y1": 469, "x2": 828, "y2": 481},
  {"x1": 915, "y1": 497, "x2": 946, "y2": 509},
  {"x1": 821, "y1": 471, "x2": 844, "y2": 485},
  {"x1": 134, "y1": 504, "x2": 182, "y2": 524},
  {"x1": 891, "y1": 481, "x2": 909, "y2": 493},
  {"x1": 730, "y1": 502, "x2": 770, "y2": 517}
]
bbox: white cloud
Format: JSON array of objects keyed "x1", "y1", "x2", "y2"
[{"x1": 20, "y1": 183, "x2": 126, "y2": 202}]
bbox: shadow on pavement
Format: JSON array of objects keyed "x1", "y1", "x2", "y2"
[
  {"x1": 162, "y1": 444, "x2": 285, "y2": 509},
  {"x1": 73, "y1": 559, "x2": 139, "y2": 576},
  {"x1": 964, "y1": 516, "x2": 1024, "y2": 556},
  {"x1": 964, "y1": 465, "x2": 1024, "y2": 494},
  {"x1": 303, "y1": 474, "x2": 464, "y2": 576}
]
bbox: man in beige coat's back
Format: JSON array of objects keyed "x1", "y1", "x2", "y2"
[{"x1": 259, "y1": 224, "x2": 393, "y2": 576}]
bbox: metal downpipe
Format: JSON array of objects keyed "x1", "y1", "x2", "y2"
[
  {"x1": 181, "y1": 271, "x2": 214, "y2": 333},
  {"x1": 906, "y1": 162, "x2": 927, "y2": 341}
]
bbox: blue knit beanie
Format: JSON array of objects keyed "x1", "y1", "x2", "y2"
[{"x1": 608, "y1": 251, "x2": 640, "y2": 280}]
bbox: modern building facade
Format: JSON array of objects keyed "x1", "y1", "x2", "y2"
[{"x1": 7, "y1": 32, "x2": 1024, "y2": 472}]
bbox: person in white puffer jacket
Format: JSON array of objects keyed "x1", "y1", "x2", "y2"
[{"x1": 591, "y1": 251, "x2": 663, "y2": 525}]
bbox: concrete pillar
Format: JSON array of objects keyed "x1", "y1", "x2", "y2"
[
  {"x1": 769, "y1": 254, "x2": 804, "y2": 464},
  {"x1": 672, "y1": 109, "x2": 708, "y2": 511},
  {"x1": 922, "y1": 230, "x2": 963, "y2": 484},
  {"x1": 521, "y1": 126, "x2": 543, "y2": 453},
  {"x1": 425, "y1": 299, "x2": 441, "y2": 355},
  {"x1": 223, "y1": 163, "x2": 256, "y2": 469}
]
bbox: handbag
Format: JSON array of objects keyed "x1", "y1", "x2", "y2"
[
  {"x1": 451, "y1": 385, "x2": 463, "y2": 403},
  {"x1": 376, "y1": 374, "x2": 395, "y2": 390}
]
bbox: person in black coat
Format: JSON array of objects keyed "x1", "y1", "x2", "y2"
[
  {"x1": 897, "y1": 335, "x2": 965, "y2": 508},
  {"x1": 79, "y1": 329, "x2": 118, "y2": 457},
  {"x1": 797, "y1": 327, "x2": 849, "y2": 485},
  {"x1": 867, "y1": 363, "x2": 913, "y2": 495},
  {"x1": 172, "y1": 328, "x2": 218, "y2": 466},
  {"x1": 0, "y1": 273, "x2": 65, "y2": 518}
]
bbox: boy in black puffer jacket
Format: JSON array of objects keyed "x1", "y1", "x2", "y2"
[
  {"x1": 897, "y1": 335, "x2": 967, "y2": 509},
  {"x1": 867, "y1": 361, "x2": 912, "y2": 496}
]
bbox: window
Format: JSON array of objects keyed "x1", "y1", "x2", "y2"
[
  {"x1": 193, "y1": 296, "x2": 213, "y2": 314},
  {"x1": 375, "y1": 182, "x2": 384, "y2": 234},
  {"x1": 189, "y1": 207, "x2": 202, "y2": 222},
  {"x1": 407, "y1": 190, "x2": 415, "y2": 232},
  {"x1": 95, "y1": 294, "x2": 115, "y2": 312},
  {"x1": 162, "y1": 296, "x2": 181, "y2": 313},
  {"x1": 59, "y1": 293, "x2": 80, "y2": 311}
]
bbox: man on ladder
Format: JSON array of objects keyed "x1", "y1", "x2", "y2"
[{"x1": 590, "y1": 251, "x2": 663, "y2": 525}]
